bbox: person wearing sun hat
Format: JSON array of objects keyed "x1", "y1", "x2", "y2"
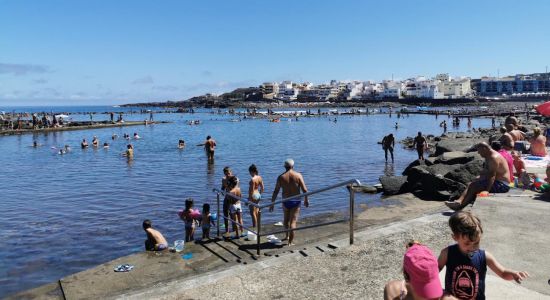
[{"x1": 384, "y1": 242, "x2": 456, "y2": 300}]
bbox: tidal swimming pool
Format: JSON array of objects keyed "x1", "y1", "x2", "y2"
[{"x1": 0, "y1": 109, "x2": 491, "y2": 296}]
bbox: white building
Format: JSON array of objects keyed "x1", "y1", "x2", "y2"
[
  {"x1": 435, "y1": 73, "x2": 450, "y2": 81},
  {"x1": 260, "y1": 82, "x2": 279, "y2": 99},
  {"x1": 276, "y1": 81, "x2": 299, "y2": 101},
  {"x1": 438, "y1": 79, "x2": 472, "y2": 98}
]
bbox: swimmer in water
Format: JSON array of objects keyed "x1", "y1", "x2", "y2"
[
  {"x1": 81, "y1": 139, "x2": 89, "y2": 148},
  {"x1": 133, "y1": 132, "x2": 140, "y2": 139},
  {"x1": 178, "y1": 139, "x2": 185, "y2": 149},
  {"x1": 123, "y1": 144, "x2": 134, "y2": 158},
  {"x1": 103, "y1": 142, "x2": 109, "y2": 149},
  {"x1": 92, "y1": 136, "x2": 99, "y2": 147},
  {"x1": 112, "y1": 133, "x2": 118, "y2": 140}
]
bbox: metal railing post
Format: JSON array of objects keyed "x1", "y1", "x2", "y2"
[
  {"x1": 257, "y1": 208, "x2": 262, "y2": 256},
  {"x1": 349, "y1": 185, "x2": 355, "y2": 245},
  {"x1": 216, "y1": 193, "x2": 220, "y2": 238}
]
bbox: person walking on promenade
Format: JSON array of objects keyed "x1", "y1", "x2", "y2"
[
  {"x1": 445, "y1": 142, "x2": 510, "y2": 211},
  {"x1": 270, "y1": 159, "x2": 309, "y2": 246},
  {"x1": 382, "y1": 134, "x2": 395, "y2": 163},
  {"x1": 248, "y1": 164, "x2": 264, "y2": 228},
  {"x1": 412, "y1": 132, "x2": 428, "y2": 161},
  {"x1": 198, "y1": 135, "x2": 216, "y2": 161}
]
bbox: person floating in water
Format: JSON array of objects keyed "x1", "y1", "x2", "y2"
[
  {"x1": 143, "y1": 219, "x2": 168, "y2": 251},
  {"x1": 103, "y1": 142, "x2": 109, "y2": 149},
  {"x1": 133, "y1": 132, "x2": 140, "y2": 139},
  {"x1": 112, "y1": 133, "x2": 118, "y2": 140},
  {"x1": 198, "y1": 135, "x2": 216, "y2": 161},
  {"x1": 123, "y1": 144, "x2": 134, "y2": 158},
  {"x1": 382, "y1": 133, "x2": 395, "y2": 163},
  {"x1": 178, "y1": 139, "x2": 185, "y2": 149}
]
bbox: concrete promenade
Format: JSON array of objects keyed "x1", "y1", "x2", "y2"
[{"x1": 11, "y1": 189, "x2": 550, "y2": 299}]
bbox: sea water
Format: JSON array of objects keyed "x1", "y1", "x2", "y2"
[{"x1": 0, "y1": 107, "x2": 491, "y2": 297}]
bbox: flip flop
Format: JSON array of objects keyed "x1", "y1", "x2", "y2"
[{"x1": 114, "y1": 264, "x2": 134, "y2": 272}]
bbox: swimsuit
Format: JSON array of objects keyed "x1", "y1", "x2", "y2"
[
  {"x1": 283, "y1": 200, "x2": 301, "y2": 209},
  {"x1": 479, "y1": 179, "x2": 510, "y2": 193},
  {"x1": 156, "y1": 243, "x2": 168, "y2": 250},
  {"x1": 252, "y1": 192, "x2": 261, "y2": 201},
  {"x1": 230, "y1": 202, "x2": 242, "y2": 214}
]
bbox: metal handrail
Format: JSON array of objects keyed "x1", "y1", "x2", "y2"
[
  {"x1": 259, "y1": 178, "x2": 361, "y2": 209},
  {"x1": 213, "y1": 178, "x2": 361, "y2": 255},
  {"x1": 212, "y1": 188, "x2": 260, "y2": 208}
]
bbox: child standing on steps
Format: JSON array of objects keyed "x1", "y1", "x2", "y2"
[
  {"x1": 200, "y1": 203, "x2": 215, "y2": 240},
  {"x1": 179, "y1": 198, "x2": 198, "y2": 242}
]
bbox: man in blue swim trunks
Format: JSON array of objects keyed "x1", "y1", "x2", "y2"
[
  {"x1": 270, "y1": 159, "x2": 309, "y2": 246},
  {"x1": 445, "y1": 142, "x2": 511, "y2": 211}
]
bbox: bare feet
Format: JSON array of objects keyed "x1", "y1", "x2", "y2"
[{"x1": 287, "y1": 242, "x2": 295, "y2": 247}]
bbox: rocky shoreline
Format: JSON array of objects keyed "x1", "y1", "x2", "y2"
[{"x1": 380, "y1": 114, "x2": 548, "y2": 200}]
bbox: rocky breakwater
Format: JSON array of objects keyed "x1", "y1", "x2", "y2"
[
  {"x1": 382, "y1": 116, "x2": 547, "y2": 200},
  {"x1": 382, "y1": 130, "x2": 496, "y2": 201}
]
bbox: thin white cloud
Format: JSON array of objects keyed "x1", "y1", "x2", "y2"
[
  {"x1": 0, "y1": 63, "x2": 50, "y2": 76},
  {"x1": 152, "y1": 85, "x2": 179, "y2": 91},
  {"x1": 131, "y1": 75, "x2": 154, "y2": 85},
  {"x1": 32, "y1": 78, "x2": 48, "y2": 84}
]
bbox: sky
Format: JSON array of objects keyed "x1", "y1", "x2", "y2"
[{"x1": 1, "y1": 0, "x2": 549, "y2": 106}]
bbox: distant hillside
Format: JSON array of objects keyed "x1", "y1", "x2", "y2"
[{"x1": 121, "y1": 87, "x2": 265, "y2": 108}]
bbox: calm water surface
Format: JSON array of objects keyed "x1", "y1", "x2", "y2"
[{"x1": 0, "y1": 109, "x2": 491, "y2": 296}]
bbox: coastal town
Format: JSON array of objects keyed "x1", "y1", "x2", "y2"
[{"x1": 121, "y1": 71, "x2": 550, "y2": 108}]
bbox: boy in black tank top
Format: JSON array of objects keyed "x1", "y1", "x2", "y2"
[{"x1": 437, "y1": 212, "x2": 529, "y2": 300}]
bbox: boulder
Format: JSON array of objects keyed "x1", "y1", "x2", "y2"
[
  {"x1": 444, "y1": 159, "x2": 484, "y2": 185},
  {"x1": 379, "y1": 176, "x2": 409, "y2": 195},
  {"x1": 402, "y1": 159, "x2": 433, "y2": 176},
  {"x1": 433, "y1": 138, "x2": 486, "y2": 156},
  {"x1": 412, "y1": 174, "x2": 467, "y2": 201},
  {"x1": 426, "y1": 163, "x2": 459, "y2": 177},
  {"x1": 434, "y1": 151, "x2": 481, "y2": 165},
  {"x1": 352, "y1": 184, "x2": 378, "y2": 194}
]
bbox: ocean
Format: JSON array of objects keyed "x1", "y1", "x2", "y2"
[{"x1": 0, "y1": 106, "x2": 491, "y2": 297}]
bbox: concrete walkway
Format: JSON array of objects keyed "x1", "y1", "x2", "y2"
[
  {"x1": 10, "y1": 190, "x2": 550, "y2": 299},
  {"x1": 125, "y1": 190, "x2": 550, "y2": 300}
]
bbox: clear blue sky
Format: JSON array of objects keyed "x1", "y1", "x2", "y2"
[{"x1": 1, "y1": 0, "x2": 549, "y2": 105}]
